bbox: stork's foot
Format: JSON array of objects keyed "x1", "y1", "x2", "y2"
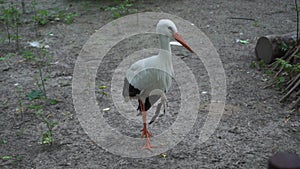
[
  {"x1": 141, "y1": 126, "x2": 155, "y2": 150},
  {"x1": 141, "y1": 138, "x2": 155, "y2": 151},
  {"x1": 141, "y1": 126, "x2": 152, "y2": 138}
]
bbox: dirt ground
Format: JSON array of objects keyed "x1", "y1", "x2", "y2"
[{"x1": 1, "y1": 0, "x2": 299, "y2": 168}]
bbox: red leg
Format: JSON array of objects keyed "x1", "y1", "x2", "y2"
[{"x1": 139, "y1": 100, "x2": 155, "y2": 150}]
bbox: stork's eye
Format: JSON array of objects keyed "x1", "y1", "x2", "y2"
[{"x1": 168, "y1": 26, "x2": 173, "y2": 32}]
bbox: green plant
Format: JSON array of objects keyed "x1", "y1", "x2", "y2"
[
  {"x1": 1, "y1": 153, "x2": 21, "y2": 166},
  {"x1": 31, "y1": 0, "x2": 52, "y2": 26},
  {"x1": 31, "y1": 3, "x2": 77, "y2": 26},
  {"x1": 49, "y1": 99, "x2": 58, "y2": 105},
  {"x1": 1, "y1": 154, "x2": 22, "y2": 164},
  {"x1": 262, "y1": 0, "x2": 300, "y2": 108},
  {"x1": 22, "y1": 50, "x2": 35, "y2": 60},
  {"x1": 65, "y1": 13, "x2": 76, "y2": 24},
  {"x1": 52, "y1": 10, "x2": 77, "y2": 24},
  {"x1": 0, "y1": 56, "x2": 7, "y2": 61},
  {"x1": 1, "y1": 139, "x2": 7, "y2": 144},
  {"x1": 31, "y1": 0, "x2": 43, "y2": 36},
  {"x1": 62, "y1": 12, "x2": 77, "y2": 24},
  {"x1": 105, "y1": 0, "x2": 137, "y2": 19},
  {"x1": 276, "y1": 76, "x2": 286, "y2": 89},
  {"x1": 23, "y1": 47, "x2": 58, "y2": 144},
  {"x1": 275, "y1": 58, "x2": 299, "y2": 73},
  {"x1": 1, "y1": 5, "x2": 11, "y2": 43},
  {"x1": 2, "y1": 155, "x2": 11, "y2": 160},
  {"x1": 26, "y1": 47, "x2": 52, "y2": 98},
  {"x1": 26, "y1": 90, "x2": 44, "y2": 100},
  {"x1": 35, "y1": 110, "x2": 58, "y2": 145},
  {"x1": 280, "y1": 42, "x2": 289, "y2": 52},
  {"x1": 291, "y1": 64, "x2": 300, "y2": 72},
  {"x1": 35, "y1": 48, "x2": 51, "y2": 98},
  {"x1": 106, "y1": 6, "x2": 121, "y2": 19},
  {"x1": 249, "y1": 61, "x2": 256, "y2": 68},
  {"x1": 0, "y1": 2, "x2": 22, "y2": 50},
  {"x1": 23, "y1": 45, "x2": 52, "y2": 100},
  {"x1": 258, "y1": 59, "x2": 266, "y2": 68},
  {"x1": 0, "y1": 52, "x2": 15, "y2": 61},
  {"x1": 35, "y1": 9, "x2": 49, "y2": 26},
  {"x1": 264, "y1": 69, "x2": 274, "y2": 76}
]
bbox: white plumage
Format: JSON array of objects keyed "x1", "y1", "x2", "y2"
[
  {"x1": 122, "y1": 19, "x2": 194, "y2": 150},
  {"x1": 125, "y1": 49, "x2": 173, "y2": 100}
]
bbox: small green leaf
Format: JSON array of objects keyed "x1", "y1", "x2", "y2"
[
  {"x1": 276, "y1": 76, "x2": 285, "y2": 88},
  {"x1": 238, "y1": 39, "x2": 249, "y2": 44},
  {"x1": 49, "y1": 99, "x2": 58, "y2": 105},
  {"x1": 264, "y1": 70, "x2": 273, "y2": 76},
  {"x1": 280, "y1": 42, "x2": 289, "y2": 52},
  {"x1": 22, "y1": 50, "x2": 35, "y2": 60},
  {"x1": 42, "y1": 131, "x2": 53, "y2": 144},
  {"x1": 258, "y1": 60, "x2": 265, "y2": 68},
  {"x1": 99, "y1": 85, "x2": 107, "y2": 89},
  {"x1": 39, "y1": 10, "x2": 48, "y2": 16},
  {"x1": 26, "y1": 90, "x2": 44, "y2": 100},
  {"x1": 39, "y1": 19, "x2": 47, "y2": 25},
  {"x1": 249, "y1": 61, "x2": 256, "y2": 69},
  {"x1": 1, "y1": 139, "x2": 7, "y2": 144},
  {"x1": 0, "y1": 57, "x2": 7, "y2": 61},
  {"x1": 42, "y1": 137, "x2": 52, "y2": 144},
  {"x1": 2, "y1": 155, "x2": 11, "y2": 160},
  {"x1": 0, "y1": 53, "x2": 15, "y2": 61}
]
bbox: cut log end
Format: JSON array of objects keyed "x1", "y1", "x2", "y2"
[
  {"x1": 255, "y1": 37, "x2": 274, "y2": 64},
  {"x1": 255, "y1": 32, "x2": 297, "y2": 64}
]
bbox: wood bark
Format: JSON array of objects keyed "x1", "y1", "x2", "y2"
[{"x1": 255, "y1": 32, "x2": 297, "y2": 64}]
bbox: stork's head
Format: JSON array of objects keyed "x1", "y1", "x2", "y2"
[
  {"x1": 156, "y1": 19, "x2": 178, "y2": 37},
  {"x1": 156, "y1": 19, "x2": 194, "y2": 53}
]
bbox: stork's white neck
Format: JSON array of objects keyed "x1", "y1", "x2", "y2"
[
  {"x1": 158, "y1": 34, "x2": 174, "y2": 76},
  {"x1": 159, "y1": 34, "x2": 171, "y2": 53}
]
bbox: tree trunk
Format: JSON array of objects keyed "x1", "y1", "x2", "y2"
[{"x1": 255, "y1": 32, "x2": 297, "y2": 64}]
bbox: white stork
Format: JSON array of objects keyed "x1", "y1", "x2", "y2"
[{"x1": 122, "y1": 19, "x2": 194, "y2": 150}]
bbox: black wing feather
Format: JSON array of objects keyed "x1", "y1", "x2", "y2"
[{"x1": 123, "y1": 78, "x2": 162, "y2": 111}]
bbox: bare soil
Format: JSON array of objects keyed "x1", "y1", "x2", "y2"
[{"x1": 0, "y1": 0, "x2": 299, "y2": 168}]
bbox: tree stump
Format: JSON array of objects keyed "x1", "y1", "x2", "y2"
[
  {"x1": 255, "y1": 32, "x2": 297, "y2": 64},
  {"x1": 268, "y1": 152, "x2": 300, "y2": 169}
]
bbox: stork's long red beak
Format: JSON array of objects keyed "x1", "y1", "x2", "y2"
[{"x1": 173, "y1": 32, "x2": 194, "y2": 53}]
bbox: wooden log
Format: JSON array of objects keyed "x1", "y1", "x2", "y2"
[
  {"x1": 268, "y1": 152, "x2": 300, "y2": 169},
  {"x1": 255, "y1": 32, "x2": 297, "y2": 64}
]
